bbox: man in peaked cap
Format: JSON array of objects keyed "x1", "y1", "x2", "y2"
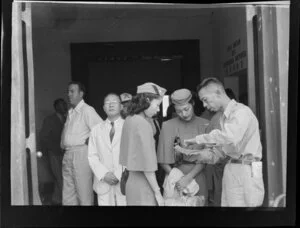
[
  {"x1": 120, "y1": 93, "x2": 132, "y2": 119},
  {"x1": 157, "y1": 88, "x2": 210, "y2": 205},
  {"x1": 120, "y1": 93, "x2": 132, "y2": 103}
]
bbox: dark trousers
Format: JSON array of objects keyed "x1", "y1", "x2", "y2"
[
  {"x1": 48, "y1": 154, "x2": 63, "y2": 204},
  {"x1": 155, "y1": 165, "x2": 165, "y2": 195}
]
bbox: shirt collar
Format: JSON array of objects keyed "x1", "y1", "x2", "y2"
[
  {"x1": 223, "y1": 99, "x2": 237, "y2": 118},
  {"x1": 68, "y1": 99, "x2": 85, "y2": 114},
  {"x1": 105, "y1": 116, "x2": 121, "y2": 125},
  {"x1": 72, "y1": 99, "x2": 85, "y2": 113}
]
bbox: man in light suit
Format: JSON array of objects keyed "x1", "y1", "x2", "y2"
[{"x1": 88, "y1": 93, "x2": 126, "y2": 206}]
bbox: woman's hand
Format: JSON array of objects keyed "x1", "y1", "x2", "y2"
[
  {"x1": 154, "y1": 191, "x2": 165, "y2": 206},
  {"x1": 175, "y1": 175, "x2": 192, "y2": 192},
  {"x1": 183, "y1": 138, "x2": 197, "y2": 147}
]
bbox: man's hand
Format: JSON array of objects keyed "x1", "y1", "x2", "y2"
[
  {"x1": 183, "y1": 138, "x2": 197, "y2": 147},
  {"x1": 103, "y1": 172, "x2": 119, "y2": 185},
  {"x1": 175, "y1": 175, "x2": 193, "y2": 192}
]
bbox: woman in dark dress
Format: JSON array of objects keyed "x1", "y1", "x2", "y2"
[{"x1": 119, "y1": 82, "x2": 166, "y2": 206}]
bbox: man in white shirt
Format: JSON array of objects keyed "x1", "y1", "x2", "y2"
[
  {"x1": 184, "y1": 77, "x2": 265, "y2": 207},
  {"x1": 88, "y1": 93, "x2": 126, "y2": 206},
  {"x1": 61, "y1": 81, "x2": 103, "y2": 205}
]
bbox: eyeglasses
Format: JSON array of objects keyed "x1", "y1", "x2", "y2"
[{"x1": 104, "y1": 101, "x2": 120, "y2": 106}]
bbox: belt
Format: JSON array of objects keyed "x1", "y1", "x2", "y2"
[
  {"x1": 228, "y1": 157, "x2": 260, "y2": 165},
  {"x1": 64, "y1": 144, "x2": 86, "y2": 151},
  {"x1": 180, "y1": 160, "x2": 197, "y2": 165},
  {"x1": 229, "y1": 159, "x2": 252, "y2": 165}
]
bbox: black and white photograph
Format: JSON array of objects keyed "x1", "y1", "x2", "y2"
[{"x1": 1, "y1": 0, "x2": 298, "y2": 226}]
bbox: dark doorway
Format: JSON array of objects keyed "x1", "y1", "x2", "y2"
[{"x1": 71, "y1": 40, "x2": 201, "y2": 118}]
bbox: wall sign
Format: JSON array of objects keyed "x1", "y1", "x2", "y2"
[{"x1": 223, "y1": 38, "x2": 247, "y2": 76}]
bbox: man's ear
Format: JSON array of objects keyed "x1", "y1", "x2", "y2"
[
  {"x1": 79, "y1": 91, "x2": 84, "y2": 98},
  {"x1": 215, "y1": 89, "x2": 223, "y2": 97}
]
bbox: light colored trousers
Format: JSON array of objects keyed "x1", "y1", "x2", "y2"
[
  {"x1": 97, "y1": 185, "x2": 126, "y2": 206},
  {"x1": 62, "y1": 145, "x2": 94, "y2": 206},
  {"x1": 221, "y1": 162, "x2": 265, "y2": 207}
]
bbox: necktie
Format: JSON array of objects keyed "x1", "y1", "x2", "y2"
[{"x1": 110, "y1": 121, "x2": 115, "y2": 142}]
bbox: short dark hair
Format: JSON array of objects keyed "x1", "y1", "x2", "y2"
[
  {"x1": 225, "y1": 88, "x2": 237, "y2": 100},
  {"x1": 103, "y1": 93, "x2": 120, "y2": 104},
  {"x1": 68, "y1": 81, "x2": 86, "y2": 96},
  {"x1": 127, "y1": 93, "x2": 161, "y2": 115},
  {"x1": 196, "y1": 77, "x2": 225, "y2": 94},
  {"x1": 53, "y1": 98, "x2": 66, "y2": 111}
]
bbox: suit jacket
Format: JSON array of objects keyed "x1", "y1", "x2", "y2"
[
  {"x1": 39, "y1": 113, "x2": 65, "y2": 156},
  {"x1": 88, "y1": 117, "x2": 124, "y2": 195}
]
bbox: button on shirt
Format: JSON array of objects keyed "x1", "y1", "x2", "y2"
[
  {"x1": 195, "y1": 100, "x2": 262, "y2": 160},
  {"x1": 61, "y1": 100, "x2": 103, "y2": 149}
]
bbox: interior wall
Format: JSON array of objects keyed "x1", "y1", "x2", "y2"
[
  {"x1": 33, "y1": 28, "x2": 71, "y2": 149},
  {"x1": 32, "y1": 6, "x2": 214, "y2": 138},
  {"x1": 211, "y1": 6, "x2": 249, "y2": 105}
]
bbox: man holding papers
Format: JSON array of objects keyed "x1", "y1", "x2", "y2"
[{"x1": 184, "y1": 77, "x2": 265, "y2": 207}]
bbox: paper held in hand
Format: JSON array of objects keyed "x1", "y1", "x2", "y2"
[{"x1": 174, "y1": 143, "x2": 219, "y2": 156}]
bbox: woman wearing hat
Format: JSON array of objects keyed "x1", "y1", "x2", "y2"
[
  {"x1": 157, "y1": 88, "x2": 210, "y2": 205},
  {"x1": 119, "y1": 82, "x2": 166, "y2": 206}
]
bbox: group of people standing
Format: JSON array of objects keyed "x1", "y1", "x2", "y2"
[{"x1": 39, "y1": 77, "x2": 265, "y2": 207}]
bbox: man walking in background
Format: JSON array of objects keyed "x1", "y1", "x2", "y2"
[{"x1": 39, "y1": 98, "x2": 68, "y2": 205}]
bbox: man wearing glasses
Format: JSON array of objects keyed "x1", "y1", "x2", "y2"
[{"x1": 88, "y1": 93, "x2": 126, "y2": 206}]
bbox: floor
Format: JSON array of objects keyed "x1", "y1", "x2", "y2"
[{"x1": 38, "y1": 182, "x2": 98, "y2": 206}]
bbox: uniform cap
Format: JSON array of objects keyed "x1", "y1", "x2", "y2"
[{"x1": 171, "y1": 88, "x2": 192, "y2": 106}]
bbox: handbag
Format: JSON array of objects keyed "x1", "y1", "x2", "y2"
[{"x1": 120, "y1": 167, "x2": 129, "y2": 196}]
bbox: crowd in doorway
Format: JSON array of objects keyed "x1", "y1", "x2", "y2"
[{"x1": 38, "y1": 77, "x2": 264, "y2": 207}]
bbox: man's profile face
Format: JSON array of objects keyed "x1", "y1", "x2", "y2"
[
  {"x1": 68, "y1": 84, "x2": 83, "y2": 107},
  {"x1": 174, "y1": 102, "x2": 194, "y2": 122},
  {"x1": 198, "y1": 87, "x2": 221, "y2": 112}
]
